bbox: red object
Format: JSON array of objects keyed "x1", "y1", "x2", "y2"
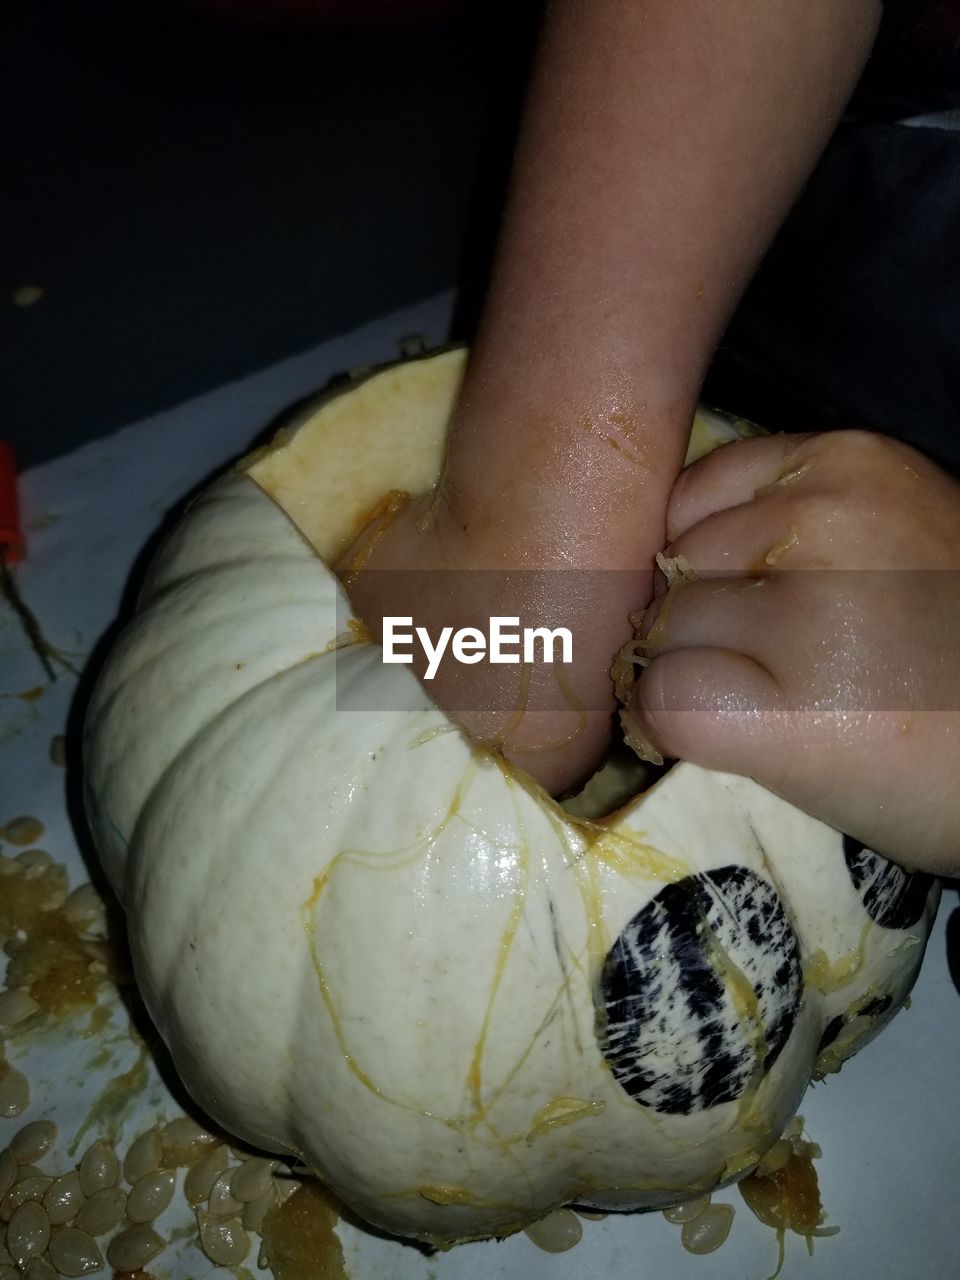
[{"x1": 0, "y1": 440, "x2": 25, "y2": 565}]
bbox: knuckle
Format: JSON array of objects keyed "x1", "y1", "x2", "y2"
[
  {"x1": 791, "y1": 486, "x2": 851, "y2": 534},
  {"x1": 789, "y1": 430, "x2": 910, "y2": 537},
  {"x1": 814, "y1": 427, "x2": 905, "y2": 476}
]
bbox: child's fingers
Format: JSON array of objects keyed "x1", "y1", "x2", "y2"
[
  {"x1": 641, "y1": 575, "x2": 784, "y2": 662},
  {"x1": 668, "y1": 432, "x2": 816, "y2": 542},
  {"x1": 664, "y1": 489, "x2": 812, "y2": 575},
  {"x1": 629, "y1": 647, "x2": 790, "y2": 783},
  {"x1": 630, "y1": 647, "x2": 869, "y2": 818},
  {"x1": 630, "y1": 649, "x2": 960, "y2": 874}
]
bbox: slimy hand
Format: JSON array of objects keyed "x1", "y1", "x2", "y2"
[
  {"x1": 628, "y1": 430, "x2": 960, "y2": 874},
  {"x1": 344, "y1": 438, "x2": 673, "y2": 797}
]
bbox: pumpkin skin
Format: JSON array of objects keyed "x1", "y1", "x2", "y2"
[{"x1": 84, "y1": 348, "x2": 938, "y2": 1245}]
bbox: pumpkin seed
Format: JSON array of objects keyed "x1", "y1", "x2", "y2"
[
  {"x1": 240, "y1": 1186, "x2": 274, "y2": 1233},
  {"x1": 183, "y1": 1145, "x2": 227, "y2": 1205},
  {"x1": 0, "y1": 990, "x2": 40, "y2": 1029},
  {"x1": 1, "y1": 1176, "x2": 52, "y2": 1220},
  {"x1": 757, "y1": 1138, "x2": 791, "y2": 1174},
  {"x1": 197, "y1": 1212, "x2": 250, "y2": 1266},
  {"x1": 207, "y1": 1171, "x2": 242, "y2": 1216},
  {"x1": 127, "y1": 1169, "x2": 176, "y2": 1223},
  {"x1": 0, "y1": 1149, "x2": 16, "y2": 1199},
  {"x1": 0, "y1": 1064, "x2": 29, "y2": 1117},
  {"x1": 24, "y1": 1257, "x2": 59, "y2": 1280},
  {"x1": 784, "y1": 1115, "x2": 804, "y2": 1140},
  {"x1": 47, "y1": 1227, "x2": 105, "y2": 1276},
  {"x1": 122, "y1": 1129, "x2": 161, "y2": 1185},
  {"x1": 78, "y1": 1142, "x2": 119, "y2": 1196},
  {"x1": 681, "y1": 1203, "x2": 735, "y2": 1254},
  {"x1": 10, "y1": 1122, "x2": 57, "y2": 1165},
  {"x1": 160, "y1": 1117, "x2": 216, "y2": 1168},
  {"x1": 522, "y1": 1208, "x2": 583, "y2": 1253},
  {"x1": 15, "y1": 850, "x2": 54, "y2": 875},
  {"x1": 75, "y1": 1188, "x2": 125, "y2": 1238},
  {"x1": 6, "y1": 1200, "x2": 51, "y2": 1267},
  {"x1": 1, "y1": 817, "x2": 44, "y2": 846},
  {"x1": 49, "y1": 736, "x2": 67, "y2": 768},
  {"x1": 230, "y1": 1157, "x2": 276, "y2": 1204},
  {"x1": 663, "y1": 1194, "x2": 711, "y2": 1224},
  {"x1": 272, "y1": 1175, "x2": 299, "y2": 1204},
  {"x1": 42, "y1": 1172, "x2": 85, "y2": 1227},
  {"x1": 62, "y1": 886, "x2": 104, "y2": 930},
  {"x1": 0, "y1": 1266, "x2": 20, "y2": 1280},
  {"x1": 105, "y1": 1224, "x2": 164, "y2": 1272}
]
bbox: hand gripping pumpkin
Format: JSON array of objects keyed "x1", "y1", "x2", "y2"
[{"x1": 84, "y1": 349, "x2": 938, "y2": 1245}]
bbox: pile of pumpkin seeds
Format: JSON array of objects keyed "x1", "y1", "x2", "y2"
[
  {"x1": 1, "y1": 801, "x2": 320, "y2": 1279},
  {"x1": 0, "y1": 1113, "x2": 307, "y2": 1276}
]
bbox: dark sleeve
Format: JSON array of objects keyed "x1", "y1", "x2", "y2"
[{"x1": 703, "y1": 5, "x2": 960, "y2": 469}]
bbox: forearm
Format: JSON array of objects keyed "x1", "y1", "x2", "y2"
[
  {"x1": 445, "y1": 0, "x2": 882, "y2": 558},
  {"x1": 347, "y1": 0, "x2": 883, "y2": 793}
]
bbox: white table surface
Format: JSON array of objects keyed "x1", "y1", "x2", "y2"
[{"x1": 2, "y1": 291, "x2": 958, "y2": 1280}]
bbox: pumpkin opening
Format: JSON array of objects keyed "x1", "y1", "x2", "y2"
[{"x1": 242, "y1": 347, "x2": 747, "y2": 817}]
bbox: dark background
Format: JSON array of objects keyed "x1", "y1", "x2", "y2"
[{"x1": 3, "y1": 0, "x2": 959, "y2": 470}]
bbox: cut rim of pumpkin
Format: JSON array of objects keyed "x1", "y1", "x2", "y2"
[
  {"x1": 242, "y1": 347, "x2": 757, "y2": 820},
  {"x1": 243, "y1": 349, "x2": 463, "y2": 566},
  {"x1": 244, "y1": 347, "x2": 758, "y2": 566}
]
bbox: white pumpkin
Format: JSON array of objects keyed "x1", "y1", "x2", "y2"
[{"x1": 83, "y1": 349, "x2": 938, "y2": 1246}]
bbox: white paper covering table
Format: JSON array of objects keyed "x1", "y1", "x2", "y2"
[{"x1": 2, "y1": 292, "x2": 958, "y2": 1280}]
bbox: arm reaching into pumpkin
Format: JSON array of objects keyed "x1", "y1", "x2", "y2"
[
  {"x1": 348, "y1": 0, "x2": 882, "y2": 795},
  {"x1": 627, "y1": 430, "x2": 960, "y2": 876}
]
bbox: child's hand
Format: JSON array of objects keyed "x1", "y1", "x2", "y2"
[
  {"x1": 628, "y1": 430, "x2": 960, "y2": 875},
  {"x1": 343, "y1": 452, "x2": 669, "y2": 799}
]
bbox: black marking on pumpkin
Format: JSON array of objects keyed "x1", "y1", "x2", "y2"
[
  {"x1": 843, "y1": 835, "x2": 934, "y2": 930},
  {"x1": 817, "y1": 993, "x2": 894, "y2": 1053},
  {"x1": 817, "y1": 1014, "x2": 845, "y2": 1053},
  {"x1": 858, "y1": 994, "x2": 893, "y2": 1019},
  {"x1": 596, "y1": 866, "x2": 802, "y2": 1116}
]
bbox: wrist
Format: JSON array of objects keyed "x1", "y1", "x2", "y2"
[{"x1": 439, "y1": 377, "x2": 690, "y2": 570}]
